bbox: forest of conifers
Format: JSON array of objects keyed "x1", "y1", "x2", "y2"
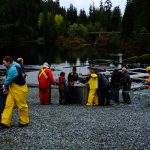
[{"x1": 0, "y1": 0, "x2": 150, "y2": 57}]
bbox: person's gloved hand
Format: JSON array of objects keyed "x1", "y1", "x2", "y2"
[
  {"x1": 3, "y1": 88, "x2": 8, "y2": 94},
  {"x1": 2, "y1": 85, "x2": 8, "y2": 94}
]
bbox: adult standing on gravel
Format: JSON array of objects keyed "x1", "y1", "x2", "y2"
[
  {"x1": 97, "y1": 71, "x2": 110, "y2": 106},
  {"x1": 86, "y1": 69, "x2": 99, "y2": 106},
  {"x1": 146, "y1": 66, "x2": 150, "y2": 89},
  {"x1": 0, "y1": 56, "x2": 29, "y2": 128},
  {"x1": 66, "y1": 66, "x2": 79, "y2": 103},
  {"x1": 121, "y1": 67, "x2": 132, "y2": 104},
  {"x1": 68, "y1": 66, "x2": 78, "y2": 86},
  {"x1": 38, "y1": 62, "x2": 55, "y2": 105},
  {"x1": 110, "y1": 69, "x2": 122, "y2": 104}
]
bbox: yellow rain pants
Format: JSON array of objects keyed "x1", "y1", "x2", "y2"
[
  {"x1": 86, "y1": 73, "x2": 99, "y2": 106},
  {"x1": 86, "y1": 89, "x2": 98, "y2": 106},
  {"x1": 1, "y1": 83, "x2": 29, "y2": 127}
]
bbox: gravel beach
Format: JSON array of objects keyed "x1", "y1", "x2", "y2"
[{"x1": 0, "y1": 87, "x2": 150, "y2": 150}]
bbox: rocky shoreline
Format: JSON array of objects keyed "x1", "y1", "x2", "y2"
[{"x1": 0, "y1": 87, "x2": 150, "y2": 150}]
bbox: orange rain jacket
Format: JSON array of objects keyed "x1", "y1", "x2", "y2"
[{"x1": 148, "y1": 75, "x2": 150, "y2": 89}]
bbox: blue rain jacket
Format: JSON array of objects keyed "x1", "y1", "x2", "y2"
[{"x1": 3, "y1": 61, "x2": 21, "y2": 87}]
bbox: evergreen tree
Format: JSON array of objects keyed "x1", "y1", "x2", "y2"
[
  {"x1": 100, "y1": 0, "x2": 103, "y2": 10},
  {"x1": 134, "y1": 0, "x2": 150, "y2": 32},
  {"x1": 122, "y1": 0, "x2": 134, "y2": 38},
  {"x1": 78, "y1": 9, "x2": 87, "y2": 25},
  {"x1": 98, "y1": 0, "x2": 106, "y2": 30},
  {"x1": 111, "y1": 6, "x2": 121, "y2": 31},
  {"x1": 88, "y1": 2, "x2": 97, "y2": 23},
  {"x1": 104, "y1": 0, "x2": 112, "y2": 31},
  {"x1": 66, "y1": 4, "x2": 77, "y2": 24},
  {"x1": 104, "y1": 0, "x2": 112, "y2": 11}
]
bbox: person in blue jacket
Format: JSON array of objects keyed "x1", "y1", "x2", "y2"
[{"x1": 0, "y1": 56, "x2": 29, "y2": 128}]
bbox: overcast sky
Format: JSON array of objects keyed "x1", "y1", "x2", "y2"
[{"x1": 59, "y1": 0, "x2": 127, "y2": 15}]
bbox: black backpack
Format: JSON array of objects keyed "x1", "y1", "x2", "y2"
[{"x1": 14, "y1": 67, "x2": 26, "y2": 86}]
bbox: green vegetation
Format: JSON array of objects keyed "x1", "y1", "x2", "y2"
[{"x1": 0, "y1": 0, "x2": 150, "y2": 60}]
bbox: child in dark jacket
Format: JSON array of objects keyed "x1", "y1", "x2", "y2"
[{"x1": 58, "y1": 72, "x2": 67, "y2": 104}]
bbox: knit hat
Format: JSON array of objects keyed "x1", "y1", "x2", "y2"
[
  {"x1": 91, "y1": 73, "x2": 97, "y2": 78},
  {"x1": 43, "y1": 62, "x2": 50, "y2": 68}
]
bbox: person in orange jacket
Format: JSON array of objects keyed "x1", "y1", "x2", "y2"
[
  {"x1": 38, "y1": 62, "x2": 55, "y2": 105},
  {"x1": 146, "y1": 66, "x2": 150, "y2": 89}
]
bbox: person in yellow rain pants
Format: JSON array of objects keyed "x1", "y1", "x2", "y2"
[
  {"x1": 0, "y1": 56, "x2": 29, "y2": 128},
  {"x1": 86, "y1": 70, "x2": 99, "y2": 106}
]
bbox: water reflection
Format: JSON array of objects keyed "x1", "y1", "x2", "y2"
[
  {"x1": 51, "y1": 58, "x2": 90, "y2": 78},
  {"x1": 0, "y1": 42, "x2": 119, "y2": 65}
]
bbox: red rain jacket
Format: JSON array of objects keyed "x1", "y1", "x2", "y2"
[{"x1": 38, "y1": 68, "x2": 55, "y2": 89}]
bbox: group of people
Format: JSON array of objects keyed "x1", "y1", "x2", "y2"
[
  {"x1": 38, "y1": 63, "x2": 133, "y2": 106},
  {"x1": 82, "y1": 67, "x2": 132, "y2": 106},
  {"x1": 85, "y1": 66, "x2": 150, "y2": 106},
  {"x1": 0, "y1": 55, "x2": 150, "y2": 129},
  {"x1": 38, "y1": 65, "x2": 78, "y2": 105}
]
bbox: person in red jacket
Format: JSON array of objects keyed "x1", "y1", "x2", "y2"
[{"x1": 38, "y1": 62, "x2": 55, "y2": 105}]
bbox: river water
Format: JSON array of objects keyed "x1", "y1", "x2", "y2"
[
  {"x1": 0, "y1": 42, "x2": 123, "y2": 65},
  {"x1": 26, "y1": 58, "x2": 90, "y2": 85},
  {"x1": 0, "y1": 58, "x2": 90, "y2": 85}
]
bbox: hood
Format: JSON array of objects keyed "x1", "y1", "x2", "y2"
[
  {"x1": 12, "y1": 61, "x2": 21, "y2": 67},
  {"x1": 91, "y1": 73, "x2": 97, "y2": 78}
]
